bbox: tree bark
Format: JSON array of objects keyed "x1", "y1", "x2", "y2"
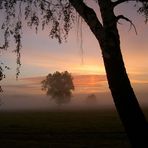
[{"x1": 70, "y1": 0, "x2": 148, "y2": 147}]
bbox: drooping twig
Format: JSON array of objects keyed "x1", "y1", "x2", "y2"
[{"x1": 116, "y1": 15, "x2": 137, "y2": 35}]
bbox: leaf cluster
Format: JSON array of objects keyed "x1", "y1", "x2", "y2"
[
  {"x1": 138, "y1": 1, "x2": 148, "y2": 23},
  {"x1": 0, "y1": 62, "x2": 10, "y2": 92}
]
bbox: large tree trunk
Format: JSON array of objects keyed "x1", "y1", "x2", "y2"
[
  {"x1": 98, "y1": 1, "x2": 148, "y2": 147},
  {"x1": 69, "y1": 0, "x2": 148, "y2": 147},
  {"x1": 102, "y1": 41, "x2": 148, "y2": 148},
  {"x1": 102, "y1": 31, "x2": 148, "y2": 148}
]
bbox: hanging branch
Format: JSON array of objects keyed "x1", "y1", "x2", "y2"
[{"x1": 116, "y1": 15, "x2": 137, "y2": 34}]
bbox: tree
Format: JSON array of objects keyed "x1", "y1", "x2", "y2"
[
  {"x1": 0, "y1": 67, "x2": 3, "y2": 92},
  {"x1": 85, "y1": 94, "x2": 97, "y2": 104},
  {"x1": 0, "y1": 63, "x2": 9, "y2": 92},
  {"x1": 0, "y1": 0, "x2": 148, "y2": 147},
  {"x1": 41, "y1": 71, "x2": 74, "y2": 106}
]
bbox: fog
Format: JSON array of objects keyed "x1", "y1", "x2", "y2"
[
  {"x1": 0, "y1": 75, "x2": 148, "y2": 111},
  {"x1": 0, "y1": 92, "x2": 115, "y2": 111},
  {"x1": 1, "y1": 91, "x2": 148, "y2": 111}
]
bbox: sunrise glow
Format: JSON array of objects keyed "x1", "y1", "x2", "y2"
[{"x1": 0, "y1": 1, "x2": 148, "y2": 111}]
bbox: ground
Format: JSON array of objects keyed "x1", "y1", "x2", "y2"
[{"x1": 0, "y1": 108, "x2": 143, "y2": 148}]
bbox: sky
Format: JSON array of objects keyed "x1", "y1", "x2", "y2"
[{"x1": 0, "y1": 1, "x2": 148, "y2": 110}]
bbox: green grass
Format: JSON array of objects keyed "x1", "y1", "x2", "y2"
[{"x1": 0, "y1": 109, "x2": 131, "y2": 148}]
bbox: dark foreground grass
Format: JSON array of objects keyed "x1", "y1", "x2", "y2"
[{"x1": 0, "y1": 109, "x2": 132, "y2": 148}]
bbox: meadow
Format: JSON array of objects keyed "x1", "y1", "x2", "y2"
[{"x1": 0, "y1": 108, "x2": 143, "y2": 148}]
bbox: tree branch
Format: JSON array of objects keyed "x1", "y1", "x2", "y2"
[
  {"x1": 69, "y1": 0, "x2": 104, "y2": 42},
  {"x1": 113, "y1": 0, "x2": 148, "y2": 7},
  {"x1": 117, "y1": 15, "x2": 137, "y2": 34},
  {"x1": 113, "y1": 0, "x2": 127, "y2": 7}
]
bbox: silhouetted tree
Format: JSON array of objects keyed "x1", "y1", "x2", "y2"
[
  {"x1": 0, "y1": 63, "x2": 9, "y2": 92},
  {"x1": 42, "y1": 71, "x2": 74, "y2": 106},
  {"x1": 0, "y1": 66, "x2": 4, "y2": 92},
  {"x1": 0, "y1": 70, "x2": 2, "y2": 92},
  {"x1": 0, "y1": 0, "x2": 148, "y2": 147},
  {"x1": 85, "y1": 94, "x2": 97, "y2": 105}
]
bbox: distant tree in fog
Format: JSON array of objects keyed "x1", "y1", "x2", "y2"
[
  {"x1": 0, "y1": 64, "x2": 10, "y2": 92},
  {"x1": 41, "y1": 71, "x2": 74, "y2": 106},
  {"x1": 85, "y1": 94, "x2": 97, "y2": 105},
  {"x1": 0, "y1": 66, "x2": 4, "y2": 92}
]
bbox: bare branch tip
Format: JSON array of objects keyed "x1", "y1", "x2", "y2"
[{"x1": 117, "y1": 15, "x2": 137, "y2": 35}]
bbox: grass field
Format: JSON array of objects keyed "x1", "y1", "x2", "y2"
[{"x1": 0, "y1": 109, "x2": 136, "y2": 148}]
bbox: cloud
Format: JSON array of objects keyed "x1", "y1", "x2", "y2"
[
  {"x1": 21, "y1": 76, "x2": 45, "y2": 84},
  {"x1": 6, "y1": 73, "x2": 148, "y2": 96},
  {"x1": 129, "y1": 73, "x2": 148, "y2": 84},
  {"x1": 19, "y1": 74, "x2": 108, "y2": 95}
]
